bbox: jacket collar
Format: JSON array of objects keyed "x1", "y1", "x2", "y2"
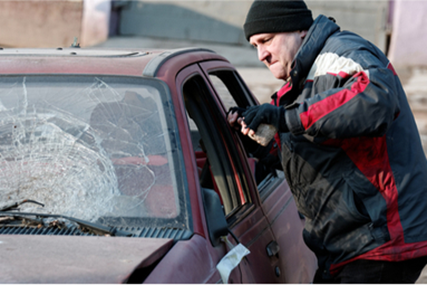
[{"x1": 279, "y1": 15, "x2": 341, "y2": 106}]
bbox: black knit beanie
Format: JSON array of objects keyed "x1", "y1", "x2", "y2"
[{"x1": 244, "y1": 0, "x2": 313, "y2": 41}]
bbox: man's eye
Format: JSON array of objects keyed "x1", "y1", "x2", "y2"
[{"x1": 262, "y1": 38, "x2": 272, "y2": 44}]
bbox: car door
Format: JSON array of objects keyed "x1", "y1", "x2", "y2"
[
  {"x1": 176, "y1": 63, "x2": 282, "y2": 283},
  {"x1": 199, "y1": 61, "x2": 318, "y2": 283}
]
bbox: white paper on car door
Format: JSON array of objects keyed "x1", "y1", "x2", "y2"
[{"x1": 216, "y1": 238, "x2": 250, "y2": 284}]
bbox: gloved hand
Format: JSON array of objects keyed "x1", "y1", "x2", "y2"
[
  {"x1": 227, "y1": 106, "x2": 247, "y2": 130},
  {"x1": 242, "y1": 103, "x2": 289, "y2": 133},
  {"x1": 227, "y1": 107, "x2": 246, "y2": 118}
]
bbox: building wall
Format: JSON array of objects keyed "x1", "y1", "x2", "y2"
[
  {"x1": 119, "y1": 1, "x2": 252, "y2": 46},
  {"x1": 387, "y1": 0, "x2": 427, "y2": 68},
  {"x1": 81, "y1": 0, "x2": 111, "y2": 47},
  {"x1": 119, "y1": 0, "x2": 390, "y2": 52},
  {"x1": 0, "y1": 0, "x2": 110, "y2": 48},
  {"x1": 0, "y1": 1, "x2": 84, "y2": 48},
  {"x1": 305, "y1": 0, "x2": 390, "y2": 53},
  {"x1": 0, "y1": 0, "x2": 426, "y2": 69}
]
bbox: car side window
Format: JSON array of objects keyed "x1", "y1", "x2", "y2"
[
  {"x1": 208, "y1": 70, "x2": 256, "y2": 110},
  {"x1": 207, "y1": 70, "x2": 280, "y2": 195},
  {"x1": 182, "y1": 74, "x2": 251, "y2": 217},
  {"x1": 208, "y1": 74, "x2": 238, "y2": 111}
]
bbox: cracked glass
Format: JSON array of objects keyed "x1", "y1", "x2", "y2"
[{"x1": 0, "y1": 76, "x2": 188, "y2": 230}]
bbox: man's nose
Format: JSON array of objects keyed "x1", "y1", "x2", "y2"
[{"x1": 257, "y1": 46, "x2": 269, "y2": 62}]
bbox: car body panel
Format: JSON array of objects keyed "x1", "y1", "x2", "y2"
[
  {"x1": 145, "y1": 234, "x2": 228, "y2": 283},
  {"x1": 174, "y1": 63, "x2": 290, "y2": 283},
  {"x1": 261, "y1": 177, "x2": 318, "y2": 282},
  {"x1": 0, "y1": 48, "x2": 223, "y2": 77},
  {"x1": 0, "y1": 47, "x2": 317, "y2": 283},
  {"x1": 0, "y1": 235, "x2": 173, "y2": 283},
  {"x1": 173, "y1": 63, "x2": 210, "y2": 238},
  {"x1": 196, "y1": 60, "x2": 317, "y2": 282}
]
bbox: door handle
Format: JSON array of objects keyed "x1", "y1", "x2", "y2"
[{"x1": 266, "y1": 241, "x2": 280, "y2": 257}]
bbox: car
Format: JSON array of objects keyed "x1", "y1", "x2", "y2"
[{"x1": 0, "y1": 47, "x2": 317, "y2": 283}]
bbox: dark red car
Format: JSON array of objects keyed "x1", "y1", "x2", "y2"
[{"x1": 0, "y1": 47, "x2": 317, "y2": 283}]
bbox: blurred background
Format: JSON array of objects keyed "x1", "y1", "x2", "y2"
[
  {"x1": 0, "y1": 0, "x2": 423, "y2": 68},
  {"x1": 2, "y1": 1, "x2": 427, "y2": 281},
  {"x1": 1, "y1": 0, "x2": 427, "y2": 156}
]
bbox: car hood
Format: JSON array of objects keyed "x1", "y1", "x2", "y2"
[{"x1": 0, "y1": 234, "x2": 174, "y2": 283}]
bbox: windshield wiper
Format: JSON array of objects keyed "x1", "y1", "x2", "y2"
[
  {"x1": 0, "y1": 199, "x2": 45, "y2": 211},
  {"x1": 0, "y1": 211, "x2": 133, "y2": 237}
]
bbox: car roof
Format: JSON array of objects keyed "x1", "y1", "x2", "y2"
[{"x1": 0, "y1": 47, "x2": 227, "y2": 78}]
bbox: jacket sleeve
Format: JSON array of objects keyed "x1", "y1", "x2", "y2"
[{"x1": 285, "y1": 50, "x2": 401, "y2": 139}]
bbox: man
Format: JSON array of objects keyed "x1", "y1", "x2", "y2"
[{"x1": 234, "y1": 0, "x2": 427, "y2": 283}]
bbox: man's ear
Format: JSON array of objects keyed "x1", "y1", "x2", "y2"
[{"x1": 300, "y1": 30, "x2": 308, "y2": 39}]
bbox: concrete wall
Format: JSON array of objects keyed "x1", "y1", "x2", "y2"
[
  {"x1": 0, "y1": 1, "x2": 83, "y2": 48},
  {"x1": 305, "y1": 0, "x2": 390, "y2": 53},
  {"x1": 119, "y1": 0, "x2": 252, "y2": 46},
  {"x1": 81, "y1": 0, "x2": 111, "y2": 47},
  {"x1": 1, "y1": 0, "x2": 426, "y2": 69},
  {"x1": 0, "y1": 0, "x2": 110, "y2": 48},
  {"x1": 388, "y1": 0, "x2": 427, "y2": 68},
  {"x1": 119, "y1": 0, "x2": 389, "y2": 52},
  {"x1": 119, "y1": 0, "x2": 427, "y2": 69}
]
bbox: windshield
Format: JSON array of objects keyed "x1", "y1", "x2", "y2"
[{"x1": 0, "y1": 76, "x2": 189, "y2": 231}]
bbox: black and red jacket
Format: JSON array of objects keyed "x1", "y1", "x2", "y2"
[{"x1": 277, "y1": 15, "x2": 427, "y2": 278}]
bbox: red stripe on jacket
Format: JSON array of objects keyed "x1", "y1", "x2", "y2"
[
  {"x1": 387, "y1": 62, "x2": 397, "y2": 76},
  {"x1": 271, "y1": 82, "x2": 292, "y2": 150},
  {"x1": 326, "y1": 135, "x2": 427, "y2": 275},
  {"x1": 300, "y1": 71, "x2": 369, "y2": 130},
  {"x1": 327, "y1": 63, "x2": 427, "y2": 274},
  {"x1": 340, "y1": 136, "x2": 403, "y2": 241}
]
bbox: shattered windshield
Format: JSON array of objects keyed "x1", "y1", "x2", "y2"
[{"x1": 0, "y1": 76, "x2": 189, "y2": 230}]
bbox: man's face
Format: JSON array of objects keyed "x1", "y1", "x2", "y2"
[{"x1": 249, "y1": 31, "x2": 307, "y2": 80}]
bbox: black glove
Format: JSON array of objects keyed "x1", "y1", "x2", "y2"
[
  {"x1": 227, "y1": 106, "x2": 246, "y2": 118},
  {"x1": 242, "y1": 104, "x2": 289, "y2": 133}
]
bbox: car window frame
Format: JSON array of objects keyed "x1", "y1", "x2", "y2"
[
  {"x1": 198, "y1": 62, "x2": 285, "y2": 199},
  {"x1": 181, "y1": 73, "x2": 253, "y2": 217},
  {"x1": 176, "y1": 63, "x2": 293, "y2": 283}
]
